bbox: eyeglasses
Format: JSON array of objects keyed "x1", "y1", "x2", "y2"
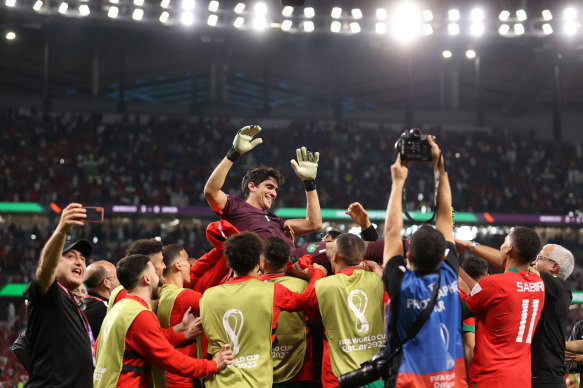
[{"x1": 536, "y1": 255, "x2": 555, "y2": 263}]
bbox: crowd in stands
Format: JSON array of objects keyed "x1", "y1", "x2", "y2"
[{"x1": 1, "y1": 110, "x2": 583, "y2": 213}]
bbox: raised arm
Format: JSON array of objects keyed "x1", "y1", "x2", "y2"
[
  {"x1": 456, "y1": 240, "x2": 505, "y2": 270},
  {"x1": 204, "y1": 125, "x2": 263, "y2": 213},
  {"x1": 284, "y1": 146, "x2": 322, "y2": 236},
  {"x1": 383, "y1": 154, "x2": 409, "y2": 266},
  {"x1": 36, "y1": 203, "x2": 86, "y2": 294},
  {"x1": 428, "y1": 136, "x2": 454, "y2": 244}
]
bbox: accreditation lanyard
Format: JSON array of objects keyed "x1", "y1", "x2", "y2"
[{"x1": 58, "y1": 282, "x2": 97, "y2": 365}]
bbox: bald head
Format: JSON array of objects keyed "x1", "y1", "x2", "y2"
[{"x1": 84, "y1": 260, "x2": 119, "y2": 298}]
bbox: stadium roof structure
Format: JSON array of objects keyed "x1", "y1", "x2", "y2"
[{"x1": 1, "y1": 0, "x2": 583, "y2": 119}]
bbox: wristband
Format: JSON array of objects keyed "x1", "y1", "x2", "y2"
[
  {"x1": 303, "y1": 179, "x2": 316, "y2": 192},
  {"x1": 361, "y1": 224, "x2": 378, "y2": 242},
  {"x1": 470, "y1": 241, "x2": 479, "y2": 252},
  {"x1": 226, "y1": 147, "x2": 240, "y2": 162}
]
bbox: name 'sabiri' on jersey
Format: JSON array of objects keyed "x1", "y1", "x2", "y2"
[{"x1": 516, "y1": 281, "x2": 545, "y2": 293}]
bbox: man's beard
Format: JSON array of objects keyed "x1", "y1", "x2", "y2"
[{"x1": 151, "y1": 281, "x2": 163, "y2": 299}]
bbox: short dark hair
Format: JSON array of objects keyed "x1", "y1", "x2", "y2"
[
  {"x1": 84, "y1": 265, "x2": 106, "y2": 290},
  {"x1": 324, "y1": 230, "x2": 343, "y2": 241},
  {"x1": 510, "y1": 226, "x2": 541, "y2": 264},
  {"x1": 126, "y1": 239, "x2": 163, "y2": 257},
  {"x1": 263, "y1": 237, "x2": 291, "y2": 269},
  {"x1": 408, "y1": 225, "x2": 446, "y2": 272},
  {"x1": 224, "y1": 232, "x2": 263, "y2": 274},
  {"x1": 162, "y1": 244, "x2": 184, "y2": 275},
  {"x1": 117, "y1": 254, "x2": 151, "y2": 291},
  {"x1": 335, "y1": 233, "x2": 365, "y2": 266},
  {"x1": 462, "y1": 255, "x2": 488, "y2": 281},
  {"x1": 241, "y1": 166, "x2": 285, "y2": 199}
]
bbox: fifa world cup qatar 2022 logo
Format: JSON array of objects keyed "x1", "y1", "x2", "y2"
[
  {"x1": 222, "y1": 309, "x2": 244, "y2": 355},
  {"x1": 348, "y1": 289, "x2": 370, "y2": 333}
]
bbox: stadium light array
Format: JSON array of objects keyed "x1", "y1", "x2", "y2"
[
  {"x1": 442, "y1": 50, "x2": 452, "y2": 58},
  {"x1": 466, "y1": 49, "x2": 476, "y2": 59},
  {"x1": 6, "y1": 1, "x2": 583, "y2": 40}
]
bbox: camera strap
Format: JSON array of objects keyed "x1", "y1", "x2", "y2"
[
  {"x1": 388, "y1": 271, "x2": 441, "y2": 357},
  {"x1": 402, "y1": 152, "x2": 444, "y2": 224}
]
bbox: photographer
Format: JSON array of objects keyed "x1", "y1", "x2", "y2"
[{"x1": 381, "y1": 137, "x2": 466, "y2": 386}]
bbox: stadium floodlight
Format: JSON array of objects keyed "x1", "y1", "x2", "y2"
[
  {"x1": 391, "y1": 3, "x2": 421, "y2": 43},
  {"x1": 134, "y1": 0, "x2": 143, "y2": 6},
  {"x1": 514, "y1": 23, "x2": 525, "y2": 35},
  {"x1": 542, "y1": 9, "x2": 552, "y2": 21},
  {"x1": 376, "y1": 22, "x2": 387, "y2": 34},
  {"x1": 564, "y1": 7, "x2": 576, "y2": 21},
  {"x1": 281, "y1": 19, "x2": 292, "y2": 31},
  {"x1": 108, "y1": 5, "x2": 118, "y2": 18},
  {"x1": 58, "y1": 2, "x2": 68, "y2": 14},
  {"x1": 233, "y1": 16, "x2": 244, "y2": 28},
  {"x1": 110, "y1": 0, "x2": 118, "y2": 4},
  {"x1": 470, "y1": 22, "x2": 484, "y2": 36},
  {"x1": 160, "y1": 0, "x2": 170, "y2": 8},
  {"x1": 5, "y1": 0, "x2": 15, "y2": 7},
  {"x1": 542, "y1": 23, "x2": 553, "y2": 35},
  {"x1": 466, "y1": 49, "x2": 476, "y2": 59},
  {"x1": 207, "y1": 14, "x2": 217, "y2": 26},
  {"x1": 448, "y1": 9, "x2": 460, "y2": 22},
  {"x1": 330, "y1": 20, "x2": 341, "y2": 33},
  {"x1": 499, "y1": 10, "x2": 510, "y2": 21},
  {"x1": 423, "y1": 10, "x2": 433, "y2": 21},
  {"x1": 422, "y1": 23, "x2": 433, "y2": 35},
  {"x1": 234, "y1": 2, "x2": 244, "y2": 14},
  {"x1": 33, "y1": 0, "x2": 42, "y2": 11},
  {"x1": 253, "y1": 16, "x2": 266, "y2": 30},
  {"x1": 498, "y1": 24, "x2": 510, "y2": 35},
  {"x1": 471, "y1": 8, "x2": 484, "y2": 21},
  {"x1": 132, "y1": 8, "x2": 143, "y2": 20},
  {"x1": 181, "y1": 11, "x2": 194, "y2": 25},
  {"x1": 6, "y1": 31, "x2": 15, "y2": 40},
  {"x1": 350, "y1": 22, "x2": 361, "y2": 33},
  {"x1": 351, "y1": 8, "x2": 362, "y2": 19},
  {"x1": 159, "y1": 11, "x2": 169, "y2": 22},
  {"x1": 564, "y1": 21, "x2": 577, "y2": 35},
  {"x1": 208, "y1": 0, "x2": 218, "y2": 12},
  {"x1": 331, "y1": 7, "x2": 341, "y2": 19},
  {"x1": 282, "y1": 6, "x2": 292, "y2": 17},
  {"x1": 516, "y1": 9, "x2": 527, "y2": 21},
  {"x1": 79, "y1": 4, "x2": 90, "y2": 16},
  {"x1": 376, "y1": 8, "x2": 387, "y2": 20},
  {"x1": 442, "y1": 50, "x2": 452, "y2": 58},
  {"x1": 448, "y1": 23, "x2": 460, "y2": 35},
  {"x1": 254, "y1": 2, "x2": 267, "y2": 16},
  {"x1": 304, "y1": 20, "x2": 314, "y2": 32},
  {"x1": 304, "y1": 7, "x2": 314, "y2": 18},
  {"x1": 182, "y1": 0, "x2": 194, "y2": 11}
]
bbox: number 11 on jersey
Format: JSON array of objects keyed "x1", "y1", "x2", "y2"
[{"x1": 516, "y1": 298, "x2": 540, "y2": 344}]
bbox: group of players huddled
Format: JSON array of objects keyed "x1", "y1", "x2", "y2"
[{"x1": 22, "y1": 126, "x2": 579, "y2": 388}]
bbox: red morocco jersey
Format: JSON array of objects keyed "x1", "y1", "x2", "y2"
[{"x1": 464, "y1": 268, "x2": 545, "y2": 387}]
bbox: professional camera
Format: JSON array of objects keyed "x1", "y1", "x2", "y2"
[
  {"x1": 338, "y1": 347, "x2": 395, "y2": 388},
  {"x1": 394, "y1": 128, "x2": 435, "y2": 162}
]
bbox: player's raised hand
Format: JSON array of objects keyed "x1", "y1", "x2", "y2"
[
  {"x1": 290, "y1": 146, "x2": 319, "y2": 181},
  {"x1": 232, "y1": 125, "x2": 263, "y2": 154}
]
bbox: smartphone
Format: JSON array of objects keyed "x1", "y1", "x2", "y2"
[{"x1": 83, "y1": 207, "x2": 104, "y2": 223}]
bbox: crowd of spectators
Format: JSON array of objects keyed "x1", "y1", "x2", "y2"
[{"x1": 1, "y1": 110, "x2": 583, "y2": 214}]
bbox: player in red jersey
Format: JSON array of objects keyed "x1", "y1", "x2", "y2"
[{"x1": 461, "y1": 227, "x2": 545, "y2": 387}]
